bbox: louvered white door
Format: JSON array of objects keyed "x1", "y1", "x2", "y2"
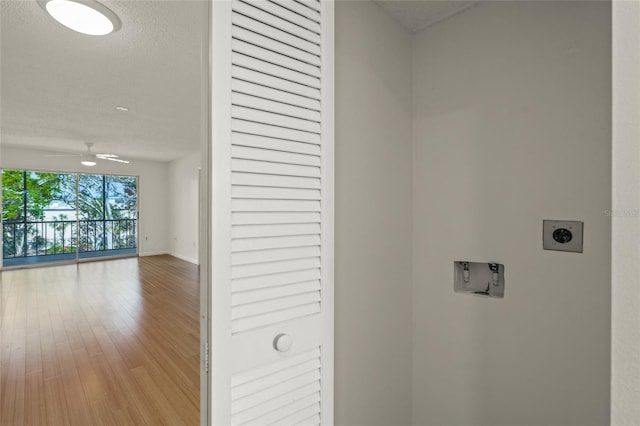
[{"x1": 210, "y1": 0, "x2": 334, "y2": 425}]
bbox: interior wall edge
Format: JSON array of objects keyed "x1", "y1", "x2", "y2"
[
  {"x1": 335, "y1": 1, "x2": 414, "y2": 425},
  {"x1": 611, "y1": 1, "x2": 640, "y2": 424}
]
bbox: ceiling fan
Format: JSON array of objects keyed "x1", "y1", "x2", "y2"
[{"x1": 46, "y1": 142, "x2": 130, "y2": 166}]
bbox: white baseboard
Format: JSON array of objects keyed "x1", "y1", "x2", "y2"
[
  {"x1": 170, "y1": 252, "x2": 200, "y2": 265},
  {"x1": 139, "y1": 251, "x2": 168, "y2": 257}
]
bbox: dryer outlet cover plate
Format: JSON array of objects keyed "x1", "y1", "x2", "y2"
[{"x1": 543, "y1": 220, "x2": 583, "y2": 253}]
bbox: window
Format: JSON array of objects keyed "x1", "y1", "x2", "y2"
[{"x1": 1, "y1": 169, "x2": 138, "y2": 266}]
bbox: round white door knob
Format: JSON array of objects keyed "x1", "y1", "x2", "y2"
[{"x1": 273, "y1": 333, "x2": 292, "y2": 352}]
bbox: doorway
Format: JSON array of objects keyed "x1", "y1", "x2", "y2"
[{"x1": 0, "y1": 0, "x2": 207, "y2": 423}]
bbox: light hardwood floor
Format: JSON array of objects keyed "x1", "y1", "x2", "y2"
[{"x1": 0, "y1": 255, "x2": 200, "y2": 425}]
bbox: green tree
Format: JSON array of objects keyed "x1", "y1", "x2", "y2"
[
  {"x1": 48, "y1": 214, "x2": 76, "y2": 254},
  {"x1": 1, "y1": 170, "x2": 70, "y2": 221},
  {"x1": 2, "y1": 170, "x2": 71, "y2": 256},
  {"x1": 2, "y1": 170, "x2": 137, "y2": 257},
  {"x1": 2, "y1": 170, "x2": 26, "y2": 221},
  {"x1": 75, "y1": 174, "x2": 137, "y2": 252}
]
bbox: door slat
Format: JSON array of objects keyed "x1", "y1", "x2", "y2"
[
  {"x1": 232, "y1": 185, "x2": 321, "y2": 200},
  {"x1": 232, "y1": 211, "x2": 321, "y2": 225},
  {"x1": 266, "y1": 401, "x2": 321, "y2": 426},
  {"x1": 232, "y1": 145, "x2": 320, "y2": 166},
  {"x1": 232, "y1": 172, "x2": 321, "y2": 190},
  {"x1": 232, "y1": 25, "x2": 321, "y2": 67},
  {"x1": 232, "y1": 246, "x2": 321, "y2": 266},
  {"x1": 233, "y1": 0, "x2": 321, "y2": 44},
  {"x1": 232, "y1": 280, "x2": 321, "y2": 306},
  {"x1": 231, "y1": 159, "x2": 321, "y2": 178},
  {"x1": 231, "y1": 257, "x2": 320, "y2": 279},
  {"x1": 232, "y1": 383, "x2": 320, "y2": 424},
  {"x1": 231, "y1": 291, "x2": 321, "y2": 320},
  {"x1": 232, "y1": 65, "x2": 321, "y2": 100},
  {"x1": 233, "y1": 53, "x2": 320, "y2": 90},
  {"x1": 232, "y1": 366, "x2": 321, "y2": 414},
  {"x1": 232, "y1": 234, "x2": 320, "y2": 251},
  {"x1": 232, "y1": 39, "x2": 321, "y2": 79},
  {"x1": 270, "y1": 0, "x2": 320, "y2": 23},
  {"x1": 232, "y1": 12, "x2": 321, "y2": 56},
  {"x1": 232, "y1": 120, "x2": 321, "y2": 145},
  {"x1": 232, "y1": 80, "x2": 321, "y2": 111},
  {"x1": 295, "y1": 0, "x2": 321, "y2": 13},
  {"x1": 232, "y1": 223, "x2": 321, "y2": 239},
  {"x1": 232, "y1": 93, "x2": 321, "y2": 122},
  {"x1": 231, "y1": 302, "x2": 321, "y2": 333},
  {"x1": 233, "y1": 105, "x2": 321, "y2": 134},
  {"x1": 232, "y1": 268, "x2": 321, "y2": 292}
]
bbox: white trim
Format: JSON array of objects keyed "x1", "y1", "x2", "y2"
[
  {"x1": 170, "y1": 252, "x2": 199, "y2": 265},
  {"x1": 210, "y1": 0, "x2": 233, "y2": 424},
  {"x1": 0, "y1": 169, "x2": 3, "y2": 270},
  {"x1": 612, "y1": 2, "x2": 640, "y2": 424},
  {"x1": 200, "y1": 1, "x2": 212, "y2": 425},
  {"x1": 138, "y1": 250, "x2": 168, "y2": 257},
  {"x1": 320, "y1": 0, "x2": 335, "y2": 424}
]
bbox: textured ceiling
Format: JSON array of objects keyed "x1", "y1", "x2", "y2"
[
  {"x1": 1, "y1": 0, "x2": 206, "y2": 162},
  {"x1": 1, "y1": 0, "x2": 476, "y2": 163},
  {"x1": 375, "y1": 0, "x2": 480, "y2": 33}
]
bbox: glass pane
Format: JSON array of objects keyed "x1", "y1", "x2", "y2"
[
  {"x1": 2, "y1": 169, "x2": 25, "y2": 222},
  {"x1": 105, "y1": 175, "x2": 137, "y2": 251},
  {"x1": 105, "y1": 175, "x2": 137, "y2": 219},
  {"x1": 27, "y1": 171, "x2": 77, "y2": 256},
  {"x1": 2, "y1": 170, "x2": 25, "y2": 258},
  {"x1": 78, "y1": 174, "x2": 104, "y2": 220},
  {"x1": 78, "y1": 174, "x2": 105, "y2": 252},
  {"x1": 49, "y1": 173, "x2": 77, "y2": 255},
  {"x1": 2, "y1": 169, "x2": 78, "y2": 263},
  {"x1": 26, "y1": 171, "x2": 64, "y2": 220},
  {"x1": 78, "y1": 174, "x2": 137, "y2": 256}
]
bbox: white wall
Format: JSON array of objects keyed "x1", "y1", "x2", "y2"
[
  {"x1": 612, "y1": 2, "x2": 640, "y2": 424},
  {"x1": 0, "y1": 145, "x2": 169, "y2": 257},
  {"x1": 335, "y1": 2, "x2": 413, "y2": 425},
  {"x1": 412, "y1": 2, "x2": 611, "y2": 425},
  {"x1": 167, "y1": 152, "x2": 200, "y2": 264}
]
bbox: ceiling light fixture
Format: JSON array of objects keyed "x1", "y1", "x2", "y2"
[
  {"x1": 81, "y1": 160, "x2": 97, "y2": 166},
  {"x1": 115, "y1": 106, "x2": 129, "y2": 112},
  {"x1": 37, "y1": 0, "x2": 121, "y2": 36}
]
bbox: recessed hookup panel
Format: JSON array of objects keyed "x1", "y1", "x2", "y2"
[{"x1": 454, "y1": 261, "x2": 505, "y2": 298}]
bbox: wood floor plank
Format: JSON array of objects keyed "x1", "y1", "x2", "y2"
[
  {"x1": 44, "y1": 376, "x2": 71, "y2": 426},
  {"x1": 71, "y1": 347, "x2": 106, "y2": 405},
  {"x1": 87, "y1": 353, "x2": 136, "y2": 414},
  {"x1": 40, "y1": 333, "x2": 62, "y2": 381},
  {"x1": 25, "y1": 330, "x2": 43, "y2": 375},
  {"x1": 1, "y1": 324, "x2": 26, "y2": 426},
  {"x1": 24, "y1": 372, "x2": 46, "y2": 426},
  {"x1": 0, "y1": 255, "x2": 200, "y2": 426},
  {"x1": 131, "y1": 365, "x2": 187, "y2": 426},
  {"x1": 55, "y1": 340, "x2": 93, "y2": 426},
  {"x1": 90, "y1": 398, "x2": 119, "y2": 426},
  {"x1": 108, "y1": 359, "x2": 162, "y2": 425}
]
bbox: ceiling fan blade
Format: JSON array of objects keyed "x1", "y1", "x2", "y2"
[
  {"x1": 45, "y1": 154, "x2": 80, "y2": 157},
  {"x1": 100, "y1": 157, "x2": 130, "y2": 164},
  {"x1": 96, "y1": 154, "x2": 118, "y2": 158}
]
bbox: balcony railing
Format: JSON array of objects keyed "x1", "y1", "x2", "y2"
[{"x1": 2, "y1": 219, "x2": 137, "y2": 259}]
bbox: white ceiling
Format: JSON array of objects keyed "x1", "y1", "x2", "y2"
[
  {"x1": 1, "y1": 0, "x2": 206, "y2": 162},
  {"x1": 0, "y1": 0, "x2": 475, "y2": 163},
  {"x1": 375, "y1": 0, "x2": 480, "y2": 33}
]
